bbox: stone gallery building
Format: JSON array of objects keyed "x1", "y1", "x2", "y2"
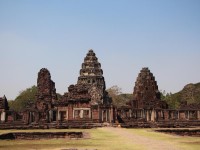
[{"x1": 23, "y1": 49, "x2": 113, "y2": 124}]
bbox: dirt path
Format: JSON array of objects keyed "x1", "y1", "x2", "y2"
[{"x1": 100, "y1": 127, "x2": 181, "y2": 150}]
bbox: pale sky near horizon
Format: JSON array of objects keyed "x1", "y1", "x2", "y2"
[{"x1": 0, "y1": 0, "x2": 200, "y2": 100}]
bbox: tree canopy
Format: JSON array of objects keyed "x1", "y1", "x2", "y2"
[
  {"x1": 106, "y1": 85, "x2": 132, "y2": 108},
  {"x1": 8, "y1": 85, "x2": 37, "y2": 112},
  {"x1": 161, "y1": 83, "x2": 200, "y2": 109}
]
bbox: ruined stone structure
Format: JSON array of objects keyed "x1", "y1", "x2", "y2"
[
  {"x1": 0, "y1": 96, "x2": 9, "y2": 122},
  {"x1": 23, "y1": 68, "x2": 58, "y2": 124},
  {"x1": 37, "y1": 68, "x2": 57, "y2": 103}
]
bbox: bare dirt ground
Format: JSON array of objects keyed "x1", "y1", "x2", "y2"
[{"x1": 100, "y1": 127, "x2": 181, "y2": 150}]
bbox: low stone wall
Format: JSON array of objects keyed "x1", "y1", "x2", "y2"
[
  {"x1": 120, "y1": 119, "x2": 200, "y2": 128},
  {"x1": 0, "y1": 122, "x2": 103, "y2": 129},
  {"x1": 0, "y1": 132, "x2": 83, "y2": 140},
  {"x1": 155, "y1": 129, "x2": 200, "y2": 137}
]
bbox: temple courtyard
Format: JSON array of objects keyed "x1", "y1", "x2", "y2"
[{"x1": 0, "y1": 127, "x2": 200, "y2": 150}]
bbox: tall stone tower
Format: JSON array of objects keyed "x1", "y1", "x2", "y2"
[
  {"x1": 132, "y1": 67, "x2": 167, "y2": 109},
  {"x1": 77, "y1": 49, "x2": 106, "y2": 91}
]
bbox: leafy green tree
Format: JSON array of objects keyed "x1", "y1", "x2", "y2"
[
  {"x1": 56, "y1": 93, "x2": 63, "y2": 100},
  {"x1": 8, "y1": 85, "x2": 63, "y2": 111},
  {"x1": 160, "y1": 90, "x2": 181, "y2": 109},
  {"x1": 9, "y1": 85, "x2": 37, "y2": 111},
  {"x1": 107, "y1": 85, "x2": 132, "y2": 107}
]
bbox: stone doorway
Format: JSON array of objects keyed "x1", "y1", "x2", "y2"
[{"x1": 52, "y1": 111, "x2": 56, "y2": 121}]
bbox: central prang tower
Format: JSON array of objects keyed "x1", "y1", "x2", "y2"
[{"x1": 77, "y1": 49, "x2": 106, "y2": 91}]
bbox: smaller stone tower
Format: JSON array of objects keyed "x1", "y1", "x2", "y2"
[
  {"x1": 132, "y1": 67, "x2": 167, "y2": 109},
  {"x1": 34, "y1": 68, "x2": 58, "y2": 114},
  {"x1": 37, "y1": 68, "x2": 57, "y2": 102}
]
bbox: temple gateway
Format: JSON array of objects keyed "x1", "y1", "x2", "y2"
[{"x1": 0, "y1": 49, "x2": 200, "y2": 128}]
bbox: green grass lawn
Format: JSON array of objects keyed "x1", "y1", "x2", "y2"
[
  {"x1": 0, "y1": 128, "x2": 199, "y2": 150},
  {"x1": 127, "y1": 128, "x2": 200, "y2": 150}
]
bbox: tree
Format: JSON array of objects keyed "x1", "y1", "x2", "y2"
[
  {"x1": 160, "y1": 90, "x2": 181, "y2": 109},
  {"x1": 56, "y1": 93, "x2": 63, "y2": 100},
  {"x1": 107, "y1": 85, "x2": 132, "y2": 107},
  {"x1": 9, "y1": 85, "x2": 37, "y2": 111},
  {"x1": 8, "y1": 85, "x2": 63, "y2": 111}
]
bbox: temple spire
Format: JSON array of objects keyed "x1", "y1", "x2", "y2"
[
  {"x1": 77, "y1": 49, "x2": 105, "y2": 91},
  {"x1": 132, "y1": 67, "x2": 167, "y2": 109}
]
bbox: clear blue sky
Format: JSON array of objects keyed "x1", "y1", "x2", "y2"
[{"x1": 0, "y1": 0, "x2": 200, "y2": 100}]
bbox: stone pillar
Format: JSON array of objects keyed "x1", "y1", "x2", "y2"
[
  {"x1": 91, "y1": 108, "x2": 93, "y2": 120},
  {"x1": 146, "y1": 110, "x2": 150, "y2": 121},
  {"x1": 99, "y1": 106, "x2": 102, "y2": 122},
  {"x1": 110, "y1": 107, "x2": 113, "y2": 123},
  {"x1": 129, "y1": 109, "x2": 132, "y2": 118},
  {"x1": 143, "y1": 109, "x2": 145, "y2": 118},
  {"x1": 80, "y1": 110, "x2": 83, "y2": 118},
  {"x1": 101, "y1": 110, "x2": 104, "y2": 122},
  {"x1": 155, "y1": 110, "x2": 157, "y2": 121},
  {"x1": 49, "y1": 110, "x2": 52, "y2": 122},
  {"x1": 1, "y1": 111, "x2": 6, "y2": 122},
  {"x1": 141, "y1": 110, "x2": 143, "y2": 118},
  {"x1": 135, "y1": 110, "x2": 138, "y2": 119},
  {"x1": 177, "y1": 111, "x2": 179, "y2": 120},
  {"x1": 106, "y1": 109, "x2": 109, "y2": 122},
  {"x1": 108, "y1": 109, "x2": 111, "y2": 123},
  {"x1": 188, "y1": 111, "x2": 190, "y2": 120},
  {"x1": 151, "y1": 109, "x2": 155, "y2": 122},
  {"x1": 29, "y1": 112, "x2": 32, "y2": 123},
  {"x1": 160, "y1": 110, "x2": 163, "y2": 119},
  {"x1": 106, "y1": 110, "x2": 108, "y2": 122},
  {"x1": 57, "y1": 111, "x2": 60, "y2": 121},
  {"x1": 197, "y1": 111, "x2": 200, "y2": 120}
]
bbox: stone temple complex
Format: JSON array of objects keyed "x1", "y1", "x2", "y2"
[
  {"x1": 0, "y1": 49, "x2": 200, "y2": 128},
  {"x1": 22, "y1": 49, "x2": 113, "y2": 125}
]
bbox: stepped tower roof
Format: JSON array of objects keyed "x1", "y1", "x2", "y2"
[
  {"x1": 133, "y1": 67, "x2": 159, "y2": 101},
  {"x1": 77, "y1": 49, "x2": 105, "y2": 91},
  {"x1": 132, "y1": 67, "x2": 167, "y2": 109}
]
